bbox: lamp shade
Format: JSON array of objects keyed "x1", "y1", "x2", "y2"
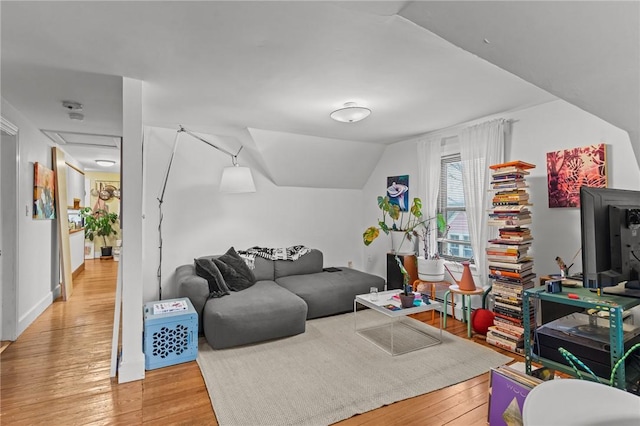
[{"x1": 220, "y1": 166, "x2": 256, "y2": 193}]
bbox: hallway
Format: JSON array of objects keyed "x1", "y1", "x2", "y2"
[{"x1": 0, "y1": 259, "x2": 214, "y2": 424}]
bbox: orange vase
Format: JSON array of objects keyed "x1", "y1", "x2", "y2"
[{"x1": 458, "y1": 261, "x2": 476, "y2": 291}]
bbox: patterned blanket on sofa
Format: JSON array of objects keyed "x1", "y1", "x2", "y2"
[{"x1": 238, "y1": 245, "x2": 312, "y2": 269}]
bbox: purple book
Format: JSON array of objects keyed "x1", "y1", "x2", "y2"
[{"x1": 488, "y1": 368, "x2": 540, "y2": 426}]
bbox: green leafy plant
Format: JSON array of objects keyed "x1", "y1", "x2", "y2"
[
  {"x1": 416, "y1": 214, "x2": 449, "y2": 259},
  {"x1": 364, "y1": 196, "x2": 448, "y2": 297},
  {"x1": 395, "y1": 256, "x2": 413, "y2": 296},
  {"x1": 363, "y1": 196, "x2": 446, "y2": 254},
  {"x1": 80, "y1": 207, "x2": 119, "y2": 247},
  {"x1": 363, "y1": 196, "x2": 424, "y2": 246}
]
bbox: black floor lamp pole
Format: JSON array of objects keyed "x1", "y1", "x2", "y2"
[{"x1": 156, "y1": 125, "x2": 247, "y2": 300}]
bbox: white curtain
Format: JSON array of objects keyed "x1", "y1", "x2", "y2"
[
  {"x1": 460, "y1": 119, "x2": 505, "y2": 288},
  {"x1": 417, "y1": 135, "x2": 442, "y2": 258}
]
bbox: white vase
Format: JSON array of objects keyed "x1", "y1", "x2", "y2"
[
  {"x1": 390, "y1": 231, "x2": 416, "y2": 254},
  {"x1": 417, "y1": 257, "x2": 445, "y2": 281}
]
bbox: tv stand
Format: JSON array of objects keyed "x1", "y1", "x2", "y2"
[{"x1": 523, "y1": 286, "x2": 640, "y2": 390}]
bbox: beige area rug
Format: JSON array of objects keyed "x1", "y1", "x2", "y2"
[{"x1": 197, "y1": 310, "x2": 512, "y2": 426}]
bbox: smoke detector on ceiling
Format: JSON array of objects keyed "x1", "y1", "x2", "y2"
[
  {"x1": 62, "y1": 100, "x2": 84, "y2": 121},
  {"x1": 62, "y1": 100, "x2": 83, "y2": 111}
]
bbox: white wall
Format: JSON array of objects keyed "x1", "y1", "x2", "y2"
[
  {"x1": 142, "y1": 126, "x2": 365, "y2": 302},
  {"x1": 360, "y1": 99, "x2": 640, "y2": 287},
  {"x1": 1, "y1": 98, "x2": 59, "y2": 336},
  {"x1": 506, "y1": 100, "x2": 639, "y2": 278},
  {"x1": 119, "y1": 77, "x2": 145, "y2": 383}
]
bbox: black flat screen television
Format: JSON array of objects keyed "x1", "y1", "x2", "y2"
[{"x1": 580, "y1": 186, "x2": 640, "y2": 290}]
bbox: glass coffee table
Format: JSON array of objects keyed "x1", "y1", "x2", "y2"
[{"x1": 354, "y1": 289, "x2": 443, "y2": 356}]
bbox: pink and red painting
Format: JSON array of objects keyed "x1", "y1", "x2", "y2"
[{"x1": 546, "y1": 143, "x2": 607, "y2": 208}]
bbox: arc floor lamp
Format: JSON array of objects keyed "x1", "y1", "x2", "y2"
[{"x1": 156, "y1": 125, "x2": 256, "y2": 299}]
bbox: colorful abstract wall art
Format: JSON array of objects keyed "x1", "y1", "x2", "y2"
[
  {"x1": 33, "y1": 162, "x2": 56, "y2": 219},
  {"x1": 387, "y1": 175, "x2": 409, "y2": 211},
  {"x1": 546, "y1": 144, "x2": 607, "y2": 208}
]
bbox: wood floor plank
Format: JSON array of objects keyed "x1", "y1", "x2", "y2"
[{"x1": 1, "y1": 259, "x2": 522, "y2": 425}]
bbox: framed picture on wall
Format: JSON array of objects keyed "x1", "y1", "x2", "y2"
[
  {"x1": 387, "y1": 175, "x2": 409, "y2": 211},
  {"x1": 33, "y1": 162, "x2": 56, "y2": 219},
  {"x1": 546, "y1": 143, "x2": 607, "y2": 208}
]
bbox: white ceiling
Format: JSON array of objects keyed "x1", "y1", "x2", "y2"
[{"x1": 1, "y1": 1, "x2": 637, "y2": 185}]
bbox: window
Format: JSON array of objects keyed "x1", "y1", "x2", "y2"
[{"x1": 438, "y1": 153, "x2": 474, "y2": 262}]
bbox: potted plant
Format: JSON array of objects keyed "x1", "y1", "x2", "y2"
[
  {"x1": 80, "y1": 207, "x2": 119, "y2": 257},
  {"x1": 395, "y1": 257, "x2": 416, "y2": 308},
  {"x1": 363, "y1": 196, "x2": 425, "y2": 254},
  {"x1": 415, "y1": 214, "x2": 449, "y2": 281}
]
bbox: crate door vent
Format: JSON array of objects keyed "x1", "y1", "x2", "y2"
[{"x1": 152, "y1": 324, "x2": 189, "y2": 358}]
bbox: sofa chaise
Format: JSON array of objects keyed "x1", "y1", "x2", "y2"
[{"x1": 176, "y1": 248, "x2": 385, "y2": 349}]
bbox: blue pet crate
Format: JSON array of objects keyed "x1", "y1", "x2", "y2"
[{"x1": 143, "y1": 297, "x2": 198, "y2": 370}]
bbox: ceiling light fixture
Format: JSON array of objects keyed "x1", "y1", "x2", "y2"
[
  {"x1": 95, "y1": 159, "x2": 115, "y2": 167},
  {"x1": 330, "y1": 102, "x2": 371, "y2": 123}
]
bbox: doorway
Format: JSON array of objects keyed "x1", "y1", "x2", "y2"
[{"x1": 1, "y1": 117, "x2": 19, "y2": 342}]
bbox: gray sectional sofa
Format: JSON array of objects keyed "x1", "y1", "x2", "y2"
[{"x1": 176, "y1": 249, "x2": 385, "y2": 349}]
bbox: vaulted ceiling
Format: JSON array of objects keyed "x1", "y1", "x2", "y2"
[{"x1": 1, "y1": 1, "x2": 637, "y2": 185}]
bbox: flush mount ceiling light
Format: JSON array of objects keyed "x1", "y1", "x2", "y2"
[
  {"x1": 95, "y1": 159, "x2": 115, "y2": 167},
  {"x1": 330, "y1": 102, "x2": 371, "y2": 123}
]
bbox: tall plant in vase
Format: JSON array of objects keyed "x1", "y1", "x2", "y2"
[
  {"x1": 80, "y1": 207, "x2": 119, "y2": 257},
  {"x1": 415, "y1": 212, "x2": 449, "y2": 282},
  {"x1": 364, "y1": 196, "x2": 446, "y2": 302},
  {"x1": 395, "y1": 256, "x2": 416, "y2": 308}
]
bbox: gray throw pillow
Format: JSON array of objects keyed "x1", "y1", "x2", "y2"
[
  {"x1": 218, "y1": 247, "x2": 256, "y2": 285},
  {"x1": 213, "y1": 250, "x2": 255, "y2": 291},
  {"x1": 194, "y1": 257, "x2": 231, "y2": 298}
]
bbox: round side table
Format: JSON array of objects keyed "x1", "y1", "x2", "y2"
[{"x1": 443, "y1": 284, "x2": 484, "y2": 338}]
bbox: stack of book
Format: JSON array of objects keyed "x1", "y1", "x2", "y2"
[
  {"x1": 488, "y1": 364, "x2": 544, "y2": 425},
  {"x1": 486, "y1": 243, "x2": 531, "y2": 263},
  {"x1": 487, "y1": 205, "x2": 532, "y2": 227},
  {"x1": 486, "y1": 161, "x2": 536, "y2": 354},
  {"x1": 491, "y1": 189, "x2": 530, "y2": 206},
  {"x1": 492, "y1": 226, "x2": 533, "y2": 243}
]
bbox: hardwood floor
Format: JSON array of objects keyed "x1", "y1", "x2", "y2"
[{"x1": 1, "y1": 260, "x2": 522, "y2": 425}]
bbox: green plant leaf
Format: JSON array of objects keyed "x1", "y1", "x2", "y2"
[
  {"x1": 437, "y1": 213, "x2": 447, "y2": 234},
  {"x1": 378, "y1": 221, "x2": 389, "y2": 234},
  {"x1": 363, "y1": 227, "x2": 380, "y2": 246},
  {"x1": 388, "y1": 203, "x2": 400, "y2": 221},
  {"x1": 410, "y1": 198, "x2": 423, "y2": 218}
]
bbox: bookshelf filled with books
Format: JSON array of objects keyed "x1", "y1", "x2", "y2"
[{"x1": 486, "y1": 161, "x2": 536, "y2": 354}]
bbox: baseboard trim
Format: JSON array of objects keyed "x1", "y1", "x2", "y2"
[
  {"x1": 118, "y1": 353, "x2": 146, "y2": 383},
  {"x1": 72, "y1": 262, "x2": 85, "y2": 279},
  {"x1": 17, "y1": 289, "x2": 56, "y2": 336}
]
